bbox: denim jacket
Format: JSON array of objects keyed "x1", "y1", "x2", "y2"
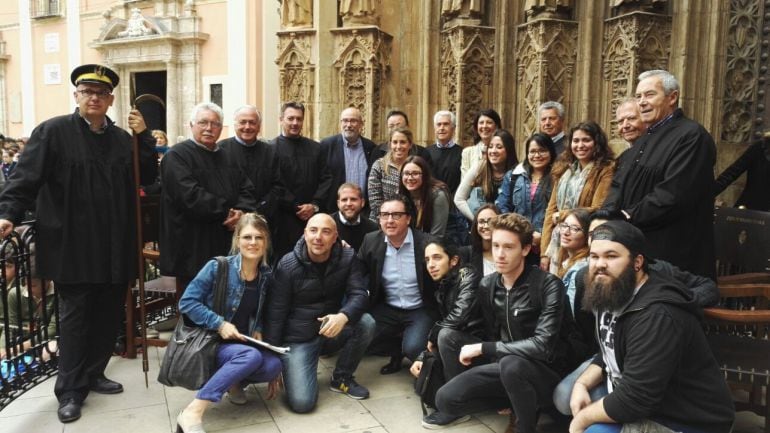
[
  {"x1": 178, "y1": 254, "x2": 272, "y2": 336},
  {"x1": 496, "y1": 165, "x2": 549, "y2": 232}
]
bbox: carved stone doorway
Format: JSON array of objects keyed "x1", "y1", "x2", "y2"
[{"x1": 132, "y1": 70, "x2": 167, "y2": 134}]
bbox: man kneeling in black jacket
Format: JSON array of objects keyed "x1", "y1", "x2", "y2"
[
  {"x1": 430, "y1": 213, "x2": 577, "y2": 432},
  {"x1": 568, "y1": 220, "x2": 734, "y2": 433},
  {"x1": 264, "y1": 213, "x2": 375, "y2": 413}
]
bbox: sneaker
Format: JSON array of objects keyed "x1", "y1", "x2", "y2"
[
  {"x1": 329, "y1": 376, "x2": 369, "y2": 400},
  {"x1": 421, "y1": 411, "x2": 471, "y2": 429},
  {"x1": 226, "y1": 386, "x2": 247, "y2": 405}
]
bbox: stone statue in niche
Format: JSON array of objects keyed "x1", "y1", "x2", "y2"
[
  {"x1": 281, "y1": 0, "x2": 313, "y2": 29},
  {"x1": 340, "y1": 0, "x2": 378, "y2": 26},
  {"x1": 524, "y1": 0, "x2": 572, "y2": 20},
  {"x1": 117, "y1": 8, "x2": 153, "y2": 38},
  {"x1": 441, "y1": 0, "x2": 483, "y2": 18},
  {"x1": 612, "y1": 0, "x2": 667, "y2": 13}
]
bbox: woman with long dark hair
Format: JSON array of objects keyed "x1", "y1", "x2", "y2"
[
  {"x1": 461, "y1": 204, "x2": 501, "y2": 277},
  {"x1": 496, "y1": 132, "x2": 556, "y2": 256},
  {"x1": 454, "y1": 129, "x2": 518, "y2": 221},
  {"x1": 541, "y1": 121, "x2": 615, "y2": 272},
  {"x1": 399, "y1": 155, "x2": 451, "y2": 238}
]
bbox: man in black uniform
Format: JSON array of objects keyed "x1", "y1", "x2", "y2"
[
  {"x1": 270, "y1": 101, "x2": 332, "y2": 259},
  {"x1": 0, "y1": 64, "x2": 157, "y2": 423},
  {"x1": 160, "y1": 102, "x2": 257, "y2": 290}
]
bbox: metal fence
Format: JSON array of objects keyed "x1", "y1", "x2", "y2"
[{"x1": 0, "y1": 225, "x2": 58, "y2": 412}]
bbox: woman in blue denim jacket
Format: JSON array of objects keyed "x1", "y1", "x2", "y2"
[
  {"x1": 495, "y1": 132, "x2": 556, "y2": 256},
  {"x1": 176, "y1": 213, "x2": 282, "y2": 433}
]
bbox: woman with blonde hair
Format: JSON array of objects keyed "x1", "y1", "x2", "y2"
[
  {"x1": 176, "y1": 213, "x2": 282, "y2": 433},
  {"x1": 368, "y1": 126, "x2": 414, "y2": 221}
]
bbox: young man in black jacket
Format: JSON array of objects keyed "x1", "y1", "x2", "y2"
[
  {"x1": 264, "y1": 213, "x2": 375, "y2": 413},
  {"x1": 569, "y1": 220, "x2": 734, "y2": 433},
  {"x1": 430, "y1": 213, "x2": 576, "y2": 431}
]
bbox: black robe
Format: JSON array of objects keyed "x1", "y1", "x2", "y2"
[
  {"x1": 269, "y1": 134, "x2": 332, "y2": 259},
  {"x1": 0, "y1": 110, "x2": 157, "y2": 284},
  {"x1": 603, "y1": 109, "x2": 716, "y2": 279},
  {"x1": 159, "y1": 139, "x2": 257, "y2": 278},
  {"x1": 218, "y1": 137, "x2": 284, "y2": 220},
  {"x1": 714, "y1": 138, "x2": 770, "y2": 211}
]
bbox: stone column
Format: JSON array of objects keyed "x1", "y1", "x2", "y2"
[
  {"x1": 166, "y1": 60, "x2": 180, "y2": 143},
  {"x1": 0, "y1": 36, "x2": 10, "y2": 135},
  {"x1": 275, "y1": 29, "x2": 316, "y2": 133},
  {"x1": 515, "y1": 3, "x2": 578, "y2": 139},
  {"x1": 602, "y1": 6, "x2": 671, "y2": 149},
  {"x1": 329, "y1": 27, "x2": 392, "y2": 140},
  {"x1": 440, "y1": 24, "x2": 495, "y2": 146}
]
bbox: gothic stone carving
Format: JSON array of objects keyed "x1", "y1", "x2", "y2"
[
  {"x1": 117, "y1": 8, "x2": 155, "y2": 38},
  {"x1": 276, "y1": 30, "x2": 316, "y2": 131},
  {"x1": 515, "y1": 19, "x2": 577, "y2": 139},
  {"x1": 440, "y1": 25, "x2": 495, "y2": 146},
  {"x1": 525, "y1": 0, "x2": 572, "y2": 21},
  {"x1": 441, "y1": 0, "x2": 484, "y2": 26},
  {"x1": 331, "y1": 27, "x2": 393, "y2": 140},
  {"x1": 281, "y1": 0, "x2": 313, "y2": 29},
  {"x1": 340, "y1": 0, "x2": 379, "y2": 27},
  {"x1": 602, "y1": 12, "x2": 671, "y2": 142},
  {"x1": 721, "y1": 0, "x2": 764, "y2": 146},
  {"x1": 611, "y1": 0, "x2": 667, "y2": 15}
]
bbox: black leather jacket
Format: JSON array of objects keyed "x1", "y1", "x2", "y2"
[
  {"x1": 427, "y1": 265, "x2": 483, "y2": 344},
  {"x1": 478, "y1": 266, "x2": 574, "y2": 374}
]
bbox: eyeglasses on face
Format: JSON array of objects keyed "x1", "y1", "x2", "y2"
[
  {"x1": 76, "y1": 89, "x2": 112, "y2": 99},
  {"x1": 402, "y1": 171, "x2": 423, "y2": 178},
  {"x1": 478, "y1": 218, "x2": 494, "y2": 227},
  {"x1": 379, "y1": 211, "x2": 408, "y2": 220},
  {"x1": 528, "y1": 149, "x2": 548, "y2": 156},
  {"x1": 195, "y1": 120, "x2": 223, "y2": 129},
  {"x1": 558, "y1": 223, "x2": 583, "y2": 234}
]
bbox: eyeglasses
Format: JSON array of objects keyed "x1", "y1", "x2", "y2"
[
  {"x1": 528, "y1": 149, "x2": 548, "y2": 156},
  {"x1": 76, "y1": 89, "x2": 112, "y2": 100},
  {"x1": 478, "y1": 218, "x2": 494, "y2": 227},
  {"x1": 237, "y1": 119, "x2": 259, "y2": 126},
  {"x1": 402, "y1": 171, "x2": 422, "y2": 178},
  {"x1": 558, "y1": 223, "x2": 583, "y2": 234},
  {"x1": 239, "y1": 234, "x2": 265, "y2": 243},
  {"x1": 195, "y1": 120, "x2": 223, "y2": 129},
  {"x1": 379, "y1": 211, "x2": 408, "y2": 220}
]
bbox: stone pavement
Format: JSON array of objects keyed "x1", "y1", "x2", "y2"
[{"x1": 0, "y1": 344, "x2": 765, "y2": 433}]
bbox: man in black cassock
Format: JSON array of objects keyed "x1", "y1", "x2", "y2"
[
  {"x1": 218, "y1": 105, "x2": 283, "y2": 223},
  {"x1": 269, "y1": 101, "x2": 332, "y2": 260},
  {"x1": 603, "y1": 69, "x2": 716, "y2": 279},
  {"x1": 0, "y1": 64, "x2": 157, "y2": 423},
  {"x1": 159, "y1": 102, "x2": 257, "y2": 290}
]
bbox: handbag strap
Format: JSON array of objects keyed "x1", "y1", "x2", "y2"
[{"x1": 212, "y1": 256, "x2": 229, "y2": 316}]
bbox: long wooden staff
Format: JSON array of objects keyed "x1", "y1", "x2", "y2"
[{"x1": 131, "y1": 93, "x2": 165, "y2": 387}]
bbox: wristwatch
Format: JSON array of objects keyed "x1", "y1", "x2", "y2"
[{"x1": 312, "y1": 204, "x2": 319, "y2": 214}]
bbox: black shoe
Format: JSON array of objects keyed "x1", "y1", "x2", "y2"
[
  {"x1": 89, "y1": 376, "x2": 124, "y2": 394},
  {"x1": 57, "y1": 398, "x2": 82, "y2": 423},
  {"x1": 379, "y1": 355, "x2": 403, "y2": 375}
]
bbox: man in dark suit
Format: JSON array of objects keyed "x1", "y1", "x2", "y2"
[
  {"x1": 320, "y1": 107, "x2": 377, "y2": 213},
  {"x1": 357, "y1": 196, "x2": 437, "y2": 374}
]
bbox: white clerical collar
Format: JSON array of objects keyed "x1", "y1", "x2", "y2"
[{"x1": 338, "y1": 212, "x2": 361, "y2": 226}]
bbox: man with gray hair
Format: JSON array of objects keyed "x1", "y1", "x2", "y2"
[
  {"x1": 603, "y1": 70, "x2": 717, "y2": 279},
  {"x1": 615, "y1": 98, "x2": 646, "y2": 146},
  {"x1": 426, "y1": 110, "x2": 467, "y2": 244},
  {"x1": 160, "y1": 102, "x2": 257, "y2": 291},
  {"x1": 219, "y1": 105, "x2": 283, "y2": 221},
  {"x1": 538, "y1": 101, "x2": 566, "y2": 155}
]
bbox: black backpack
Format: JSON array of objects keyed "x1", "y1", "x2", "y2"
[{"x1": 413, "y1": 350, "x2": 445, "y2": 415}]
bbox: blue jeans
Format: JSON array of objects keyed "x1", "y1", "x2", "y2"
[
  {"x1": 553, "y1": 357, "x2": 609, "y2": 415},
  {"x1": 370, "y1": 304, "x2": 436, "y2": 361},
  {"x1": 585, "y1": 420, "x2": 699, "y2": 433},
  {"x1": 196, "y1": 342, "x2": 282, "y2": 402},
  {"x1": 281, "y1": 313, "x2": 375, "y2": 413}
]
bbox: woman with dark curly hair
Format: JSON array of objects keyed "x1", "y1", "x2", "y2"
[
  {"x1": 399, "y1": 155, "x2": 451, "y2": 238},
  {"x1": 460, "y1": 109, "x2": 502, "y2": 178},
  {"x1": 454, "y1": 129, "x2": 517, "y2": 221},
  {"x1": 541, "y1": 121, "x2": 615, "y2": 272}
]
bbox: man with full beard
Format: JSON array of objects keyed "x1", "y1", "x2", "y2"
[{"x1": 568, "y1": 220, "x2": 734, "y2": 433}]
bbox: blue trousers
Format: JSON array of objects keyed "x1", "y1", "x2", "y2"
[
  {"x1": 370, "y1": 304, "x2": 435, "y2": 362},
  {"x1": 196, "y1": 342, "x2": 282, "y2": 402},
  {"x1": 281, "y1": 313, "x2": 376, "y2": 413},
  {"x1": 553, "y1": 357, "x2": 609, "y2": 415}
]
